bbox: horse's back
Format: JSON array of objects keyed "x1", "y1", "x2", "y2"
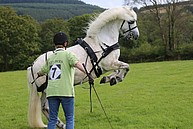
[{"x1": 29, "y1": 51, "x2": 54, "y2": 87}]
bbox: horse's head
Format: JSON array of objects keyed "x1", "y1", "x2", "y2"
[
  {"x1": 85, "y1": 6, "x2": 139, "y2": 44},
  {"x1": 119, "y1": 7, "x2": 139, "y2": 40},
  {"x1": 120, "y1": 20, "x2": 139, "y2": 40}
]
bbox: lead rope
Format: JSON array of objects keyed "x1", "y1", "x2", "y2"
[{"x1": 82, "y1": 63, "x2": 114, "y2": 129}]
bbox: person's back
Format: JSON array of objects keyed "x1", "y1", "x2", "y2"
[
  {"x1": 45, "y1": 48, "x2": 78, "y2": 98},
  {"x1": 38, "y1": 32, "x2": 86, "y2": 129}
]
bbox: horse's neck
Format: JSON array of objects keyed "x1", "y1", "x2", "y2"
[
  {"x1": 97, "y1": 20, "x2": 121, "y2": 44},
  {"x1": 85, "y1": 20, "x2": 122, "y2": 49}
]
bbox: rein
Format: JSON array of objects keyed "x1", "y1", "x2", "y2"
[
  {"x1": 82, "y1": 63, "x2": 114, "y2": 129},
  {"x1": 78, "y1": 39, "x2": 120, "y2": 78}
]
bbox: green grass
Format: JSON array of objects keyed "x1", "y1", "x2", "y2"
[{"x1": 0, "y1": 60, "x2": 193, "y2": 129}]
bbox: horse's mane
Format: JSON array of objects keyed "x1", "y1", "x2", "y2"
[{"x1": 86, "y1": 6, "x2": 136, "y2": 38}]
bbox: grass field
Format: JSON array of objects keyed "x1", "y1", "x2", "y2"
[{"x1": 0, "y1": 60, "x2": 193, "y2": 129}]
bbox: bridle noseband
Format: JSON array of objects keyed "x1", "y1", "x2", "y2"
[{"x1": 120, "y1": 20, "x2": 137, "y2": 34}]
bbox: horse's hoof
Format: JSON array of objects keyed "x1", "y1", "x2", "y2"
[
  {"x1": 57, "y1": 121, "x2": 65, "y2": 129},
  {"x1": 116, "y1": 76, "x2": 122, "y2": 82},
  {"x1": 59, "y1": 124, "x2": 66, "y2": 129},
  {"x1": 100, "y1": 77, "x2": 106, "y2": 84},
  {"x1": 110, "y1": 78, "x2": 117, "y2": 86},
  {"x1": 62, "y1": 124, "x2": 66, "y2": 129}
]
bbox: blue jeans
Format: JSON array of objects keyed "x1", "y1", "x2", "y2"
[{"x1": 47, "y1": 96, "x2": 74, "y2": 129}]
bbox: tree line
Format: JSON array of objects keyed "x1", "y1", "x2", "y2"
[
  {"x1": 0, "y1": 6, "x2": 92, "y2": 71},
  {"x1": 121, "y1": 0, "x2": 193, "y2": 62},
  {"x1": 0, "y1": 2, "x2": 193, "y2": 71}
]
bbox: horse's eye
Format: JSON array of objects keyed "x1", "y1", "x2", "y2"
[{"x1": 128, "y1": 21, "x2": 135, "y2": 24}]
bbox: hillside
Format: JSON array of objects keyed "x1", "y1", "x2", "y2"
[
  {"x1": 140, "y1": 1, "x2": 193, "y2": 14},
  {"x1": 0, "y1": 0, "x2": 85, "y2": 4},
  {"x1": 0, "y1": 0, "x2": 103, "y2": 22}
]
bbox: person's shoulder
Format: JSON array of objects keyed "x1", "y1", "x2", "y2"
[
  {"x1": 66, "y1": 51, "x2": 78, "y2": 59},
  {"x1": 66, "y1": 51, "x2": 75, "y2": 55}
]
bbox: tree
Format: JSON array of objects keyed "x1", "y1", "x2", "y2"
[
  {"x1": 67, "y1": 14, "x2": 93, "y2": 44},
  {"x1": 125, "y1": 0, "x2": 192, "y2": 58},
  {"x1": 39, "y1": 18, "x2": 69, "y2": 53},
  {"x1": 0, "y1": 7, "x2": 40, "y2": 71}
]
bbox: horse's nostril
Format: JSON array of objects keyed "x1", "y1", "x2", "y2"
[{"x1": 134, "y1": 35, "x2": 139, "y2": 40}]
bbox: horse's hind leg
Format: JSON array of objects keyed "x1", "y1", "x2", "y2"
[
  {"x1": 41, "y1": 91, "x2": 49, "y2": 118},
  {"x1": 41, "y1": 92, "x2": 66, "y2": 129}
]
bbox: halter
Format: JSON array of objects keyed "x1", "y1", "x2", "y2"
[
  {"x1": 77, "y1": 39, "x2": 120, "y2": 78},
  {"x1": 120, "y1": 20, "x2": 138, "y2": 34}
]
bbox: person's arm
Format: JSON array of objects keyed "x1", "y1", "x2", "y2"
[
  {"x1": 37, "y1": 71, "x2": 46, "y2": 77},
  {"x1": 75, "y1": 62, "x2": 94, "y2": 83},
  {"x1": 37, "y1": 63, "x2": 49, "y2": 76},
  {"x1": 74, "y1": 62, "x2": 85, "y2": 73}
]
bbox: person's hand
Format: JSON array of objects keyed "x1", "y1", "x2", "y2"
[
  {"x1": 37, "y1": 71, "x2": 44, "y2": 77},
  {"x1": 88, "y1": 73, "x2": 94, "y2": 85}
]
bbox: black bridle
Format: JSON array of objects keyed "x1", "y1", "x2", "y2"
[{"x1": 120, "y1": 20, "x2": 138, "y2": 34}]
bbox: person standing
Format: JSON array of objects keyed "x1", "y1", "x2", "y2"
[{"x1": 38, "y1": 32, "x2": 85, "y2": 129}]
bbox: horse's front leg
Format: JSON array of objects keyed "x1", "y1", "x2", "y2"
[
  {"x1": 100, "y1": 61, "x2": 129, "y2": 86},
  {"x1": 41, "y1": 92, "x2": 66, "y2": 129}
]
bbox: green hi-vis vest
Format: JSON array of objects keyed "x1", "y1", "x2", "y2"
[{"x1": 41, "y1": 48, "x2": 79, "y2": 97}]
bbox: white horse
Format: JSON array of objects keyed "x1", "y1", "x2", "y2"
[{"x1": 27, "y1": 6, "x2": 139, "y2": 128}]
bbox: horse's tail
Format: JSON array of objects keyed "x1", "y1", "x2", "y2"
[{"x1": 27, "y1": 66, "x2": 46, "y2": 128}]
